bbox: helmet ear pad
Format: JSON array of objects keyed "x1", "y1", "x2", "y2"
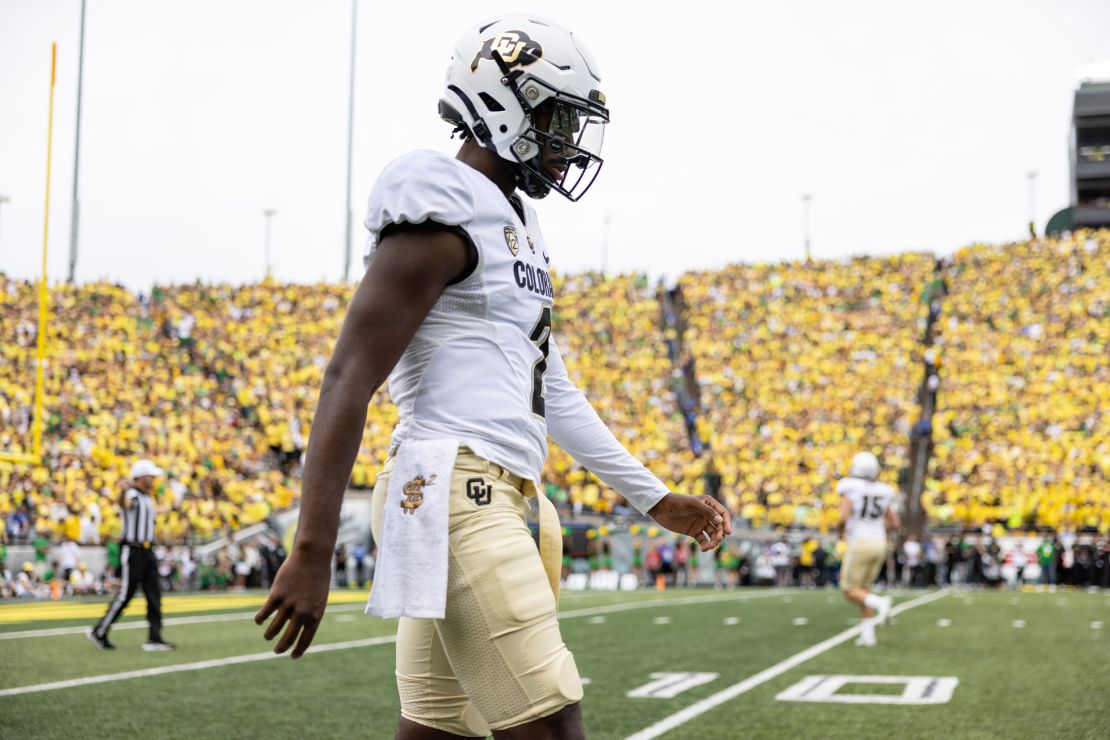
[{"x1": 511, "y1": 138, "x2": 540, "y2": 162}]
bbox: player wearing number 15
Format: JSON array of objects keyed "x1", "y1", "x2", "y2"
[
  {"x1": 837, "y1": 451, "x2": 899, "y2": 647},
  {"x1": 255, "y1": 15, "x2": 731, "y2": 739}
]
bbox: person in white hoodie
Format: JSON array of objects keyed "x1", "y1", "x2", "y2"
[{"x1": 58, "y1": 538, "x2": 80, "y2": 582}]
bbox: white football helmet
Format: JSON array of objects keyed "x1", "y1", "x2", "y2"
[
  {"x1": 849, "y1": 452, "x2": 881, "y2": 481},
  {"x1": 438, "y1": 15, "x2": 609, "y2": 201}
]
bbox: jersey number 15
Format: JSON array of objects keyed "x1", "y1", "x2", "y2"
[{"x1": 859, "y1": 495, "x2": 885, "y2": 520}]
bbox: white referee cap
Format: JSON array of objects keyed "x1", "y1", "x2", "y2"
[{"x1": 130, "y1": 459, "x2": 164, "y2": 479}]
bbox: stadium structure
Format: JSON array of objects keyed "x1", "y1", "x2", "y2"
[{"x1": 1047, "y1": 63, "x2": 1110, "y2": 233}]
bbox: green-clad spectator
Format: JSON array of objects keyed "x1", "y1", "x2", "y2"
[
  {"x1": 1037, "y1": 537, "x2": 1058, "y2": 588},
  {"x1": 106, "y1": 540, "x2": 122, "y2": 581},
  {"x1": 32, "y1": 533, "x2": 50, "y2": 575},
  {"x1": 715, "y1": 545, "x2": 735, "y2": 589},
  {"x1": 587, "y1": 540, "x2": 600, "y2": 574},
  {"x1": 631, "y1": 539, "x2": 644, "y2": 585}
]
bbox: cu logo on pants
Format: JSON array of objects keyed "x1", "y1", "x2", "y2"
[{"x1": 466, "y1": 478, "x2": 492, "y2": 506}]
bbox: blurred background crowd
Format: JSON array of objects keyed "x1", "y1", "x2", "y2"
[
  {"x1": 8, "y1": 529, "x2": 1108, "y2": 599},
  {"x1": 1, "y1": 231, "x2": 1107, "y2": 596},
  {"x1": 627, "y1": 533, "x2": 1110, "y2": 591}
]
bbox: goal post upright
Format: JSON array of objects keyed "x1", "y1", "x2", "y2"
[{"x1": 0, "y1": 43, "x2": 55, "y2": 467}]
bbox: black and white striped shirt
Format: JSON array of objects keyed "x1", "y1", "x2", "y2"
[{"x1": 122, "y1": 487, "x2": 156, "y2": 545}]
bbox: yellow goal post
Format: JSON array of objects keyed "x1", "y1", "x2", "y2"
[{"x1": 0, "y1": 43, "x2": 56, "y2": 468}]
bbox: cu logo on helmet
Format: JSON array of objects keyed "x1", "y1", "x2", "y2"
[{"x1": 471, "y1": 31, "x2": 543, "y2": 72}]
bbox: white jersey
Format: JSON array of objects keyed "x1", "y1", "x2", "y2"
[
  {"x1": 837, "y1": 477, "x2": 895, "y2": 543},
  {"x1": 363, "y1": 150, "x2": 668, "y2": 514}
]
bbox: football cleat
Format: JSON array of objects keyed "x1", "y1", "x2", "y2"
[
  {"x1": 87, "y1": 628, "x2": 115, "y2": 650},
  {"x1": 142, "y1": 640, "x2": 176, "y2": 652},
  {"x1": 877, "y1": 596, "x2": 893, "y2": 627}
]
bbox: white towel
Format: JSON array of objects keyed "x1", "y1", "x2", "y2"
[{"x1": 366, "y1": 438, "x2": 458, "y2": 619}]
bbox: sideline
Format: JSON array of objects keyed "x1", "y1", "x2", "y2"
[
  {"x1": 1, "y1": 588, "x2": 786, "y2": 641},
  {"x1": 0, "y1": 590, "x2": 369, "y2": 625},
  {"x1": 625, "y1": 589, "x2": 951, "y2": 740},
  {"x1": 0, "y1": 589, "x2": 791, "y2": 696}
]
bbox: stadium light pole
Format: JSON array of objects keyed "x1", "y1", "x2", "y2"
[
  {"x1": 67, "y1": 0, "x2": 88, "y2": 284},
  {"x1": 601, "y1": 210, "x2": 613, "y2": 276},
  {"x1": 263, "y1": 208, "x2": 276, "y2": 279},
  {"x1": 802, "y1": 193, "x2": 812, "y2": 262},
  {"x1": 342, "y1": 0, "x2": 359, "y2": 282},
  {"x1": 1026, "y1": 170, "x2": 1038, "y2": 235},
  {"x1": 0, "y1": 195, "x2": 9, "y2": 257}
]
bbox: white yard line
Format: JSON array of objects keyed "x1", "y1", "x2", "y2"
[
  {"x1": 0, "y1": 589, "x2": 788, "y2": 696},
  {"x1": 625, "y1": 589, "x2": 951, "y2": 740},
  {"x1": 0, "y1": 635, "x2": 398, "y2": 697},
  {"x1": 2, "y1": 591, "x2": 785, "y2": 641},
  {"x1": 0, "y1": 603, "x2": 368, "y2": 641},
  {"x1": 558, "y1": 589, "x2": 785, "y2": 620}
]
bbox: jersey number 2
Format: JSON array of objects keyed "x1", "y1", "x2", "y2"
[{"x1": 529, "y1": 307, "x2": 551, "y2": 418}]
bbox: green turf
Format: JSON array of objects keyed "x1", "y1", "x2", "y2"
[{"x1": 1, "y1": 588, "x2": 1107, "y2": 739}]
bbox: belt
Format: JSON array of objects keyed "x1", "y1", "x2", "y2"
[{"x1": 123, "y1": 541, "x2": 153, "y2": 549}]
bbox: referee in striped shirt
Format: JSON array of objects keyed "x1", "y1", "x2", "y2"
[{"x1": 88, "y1": 459, "x2": 175, "y2": 651}]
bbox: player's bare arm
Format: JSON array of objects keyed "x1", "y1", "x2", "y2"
[
  {"x1": 884, "y1": 504, "x2": 900, "y2": 532},
  {"x1": 837, "y1": 495, "x2": 852, "y2": 539},
  {"x1": 254, "y1": 229, "x2": 468, "y2": 658}
]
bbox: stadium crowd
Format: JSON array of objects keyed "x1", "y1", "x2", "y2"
[
  {"x1": 927, "y1": 232, "x2": 1110, "y2": 532},
  {"x1": 0, "y1": 278, "x2": 383, "y2": 547},
  {"x1": 622, "y1": 532, "x2": 1110, "y2": 591},
  {"x1": 544, "y1": 272, "x2": 689, "y2": 515},
  {"x1": 8, "y1": 528, "x2": 1110, "y2": 598},
  {"x1": 1, "y1": 230, "x2": 1108, "y2": 595},
  {"x1": 0, "y1": 271, "x2": 687, "y2": 546},
  {"x1": 0, "y1": 535, "x2": 289, "y2": 598},
  {"x1": 677, "y1": 252, "x2": 935, "y2": 530}
]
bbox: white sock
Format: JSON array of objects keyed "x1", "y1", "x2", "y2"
[
  {"x1": 860, "y1": 617, "x2": 876, "y2": 641},
  {"x1": 863, "y1": 593, "x2": 884, "y2": 611}
]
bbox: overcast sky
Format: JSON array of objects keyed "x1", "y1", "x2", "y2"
[{"x1": 1, "y1": 0, "x2": 1108, "y2": 290}]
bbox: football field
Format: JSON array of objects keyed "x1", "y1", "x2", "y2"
[{"x1": 1, "y1": 587, "x2": 1107, "y2": 739}]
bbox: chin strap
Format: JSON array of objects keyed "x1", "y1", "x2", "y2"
[{"x1": 516, "y1": 161, "x2": 551, "y2": 199}]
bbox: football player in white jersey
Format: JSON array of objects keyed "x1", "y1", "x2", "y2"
[
  {"x1": 837, "y1": 451, "x2": 899, "y2": 647},
  {"x1": 256, "y1": 15, "x2": 731, "y2": 738}
]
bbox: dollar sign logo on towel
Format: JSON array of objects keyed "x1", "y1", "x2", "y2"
[{"x1": 401, "y1": 475, "x2": 437, "y2": 515}]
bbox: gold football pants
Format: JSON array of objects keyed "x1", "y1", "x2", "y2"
[{"x1": 371, "y1": 447, "x2": 581, "y2": 735}]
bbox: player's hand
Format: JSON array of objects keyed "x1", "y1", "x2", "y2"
[
  {"x1": 648, "y1": 493, "x2": 732, "y2": 552},
  {"x1": 254, "y1": 550, "x2": 332, "y2": 659}
]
